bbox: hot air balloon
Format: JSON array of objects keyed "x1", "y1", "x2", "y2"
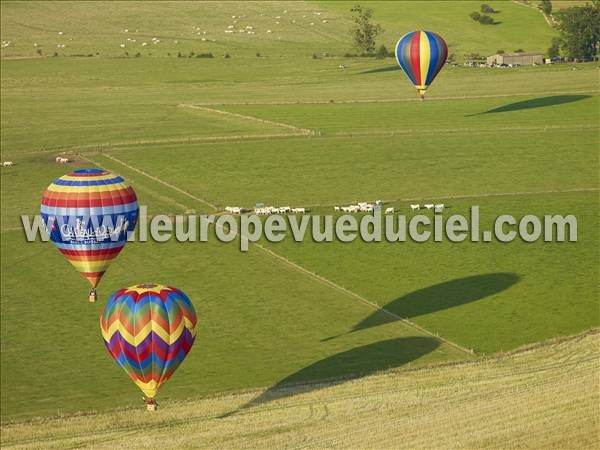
[
  {"x1": 41, "y1": 168, "x2": 138, "y2": 302},
  {"x1": 395, "y1": 31, "x2": 448, "y2": 99},
  {"x1": 100, "y1": 284, "x2": 198, "y2": 410}
]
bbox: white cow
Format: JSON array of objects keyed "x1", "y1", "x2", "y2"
[
  {"x1": 2, "y1": 161, "x2": 14, "y2": 168},
  {"x1": 334, "y1": 206, "x2": 340, "y2": 211},
  {"x1": 410, "y1": 204, "x2": 420, "y2": 211},
  {"x1": 424, "y1": 204, "x2": 434, "y2": 210},
  {"x1": 291, "y1": 207, "x2": 306, "y2": 214},
  {"x1": 385, "y1": 207, "x2": 394, "y2": 214},
  {"x1": 434, "y1": 204, "x2": 445, "y2": 213}
]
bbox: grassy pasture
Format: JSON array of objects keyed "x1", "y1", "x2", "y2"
[
  {"x1": 0, "y1": 0, "x2": 598, "y2": 433},
  {"x1": 1, "y1": 1, "x2": 556, "y2": 59},
  {"x1": 2, "y1": 331, "x2": 597, "y2": 449},
  {"x1": 1, "y1": 227, "x2": 469, "y2": 419}
]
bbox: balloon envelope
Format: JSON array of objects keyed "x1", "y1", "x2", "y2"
[
  {"x1": 395, "y1": 31, "x2": 448, "y2": 97},
  {"x1": 41, "y1": 169, "x2": 138, "y2": 289},
  {"x1": 100, "y1": 284, "x2": 198, "y2": 398}
]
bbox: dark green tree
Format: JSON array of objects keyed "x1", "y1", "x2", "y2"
[
  {"x1": 547, "y1": 37, "x2": 561, "y2": 58},
  {"x1": 539, "y1": 0, "x2": 552, "y2": 15},
  {"x1": 470, "y1": 11, "x2": 482, "y2": 21},
  {"x1": 350, "y1": 5, "x2": 383, "y2": 54},
  {"x1": 554, "y1": 1, "x2": 600, "y2": 60}
]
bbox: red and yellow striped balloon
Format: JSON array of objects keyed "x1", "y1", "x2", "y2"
[
  {"x1": 100, "y1": 284, "x2": 198, "y2": 400},
  {"x1": 41, "y1": 169, "x2": 138, "y2": 299},
  {"x1": 395, "y1": 31, "x2": 448, "y2": 98}
]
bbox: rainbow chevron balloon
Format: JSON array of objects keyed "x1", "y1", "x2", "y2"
[
  {"x1": 100, "y1": 284, "x2": 198, "y2": 398},
  {"x1": 395, "y1": 31, "x2": 448, "y2": 98},
  {"x1": 41, "y1": 169, "x2": 138, "y2": 293}
]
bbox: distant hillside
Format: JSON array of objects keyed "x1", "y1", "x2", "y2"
[
  {"x1": 2, "y1": 331, "x2": 597, "y2": 449},
  {"x1": 0, "y1": 1, "x2": 556, "y2": 59}
]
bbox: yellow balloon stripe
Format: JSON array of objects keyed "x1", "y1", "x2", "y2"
[
  {"x1": 61, "y1": 174, "x2": 117, "y2": 182},
  {"x1": 102, "y1": 317, "x2": 188, "y2": 345},
  {"x1": 46, "y1": 183, "x2": 131, "y2": 193},
  {"x1": 124, "y1": 285, "x2": 168, "y2": 295},
  {"x1": 134, "y1": 380, "x2": 160, "y2": 398},
  {"x1": 419, "y1": 31, "x2": 430, "y2": 89},
  {"x1": 69, "y1": 259, "x2": 114, "y2": 272}
]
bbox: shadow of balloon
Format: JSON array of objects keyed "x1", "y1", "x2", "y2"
[
  {"x1": 222, "y1": 336, "x2": 439, "y2": 417},
  {"x1": 323, "y1": 273, "x2": 519, "y2": 342},
  {"x1": 359, "y1": 65, "x2": 400, "y2": 74},
  {"x1": 468, "y1": 95, "x2": 591, "y2": 116}
]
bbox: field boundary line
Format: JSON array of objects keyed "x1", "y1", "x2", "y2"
[
  {"x1": 397, "y1": 187, "x2": 600, "y2": 202},
  {"x1": 7, "y1": 132, "x2": 309, "y2": 157},
  {"x1": 179, "y1": 103, "x2": 317, "y2": 136},
  {"x1": 512, "y1": 0, "x2": 556, "y2": 27},
  {"x1": 333, "y1": 124, "x2": 597, "y2": 137},
  {"x1": 251, "y1": 242, "x2": 475, "y2": 356},
  {"x1": 83, "y1": 154, "x2": 218, "y2": 211},
  {"x1": 88, "y1": 154, "x2": 474, "y2": 356},
  {"x1": 0, "y1": 227, "x2": 22, "y2": 233},
  {"x1": 4, "y1": 122, "x2": 595, "y2": 157},
  {"x1": 191, "y1": 89, "x2": 599, "y2": 106},
  {"x1": 305, "y1": 187, "x2": 600, "y2": 209}
]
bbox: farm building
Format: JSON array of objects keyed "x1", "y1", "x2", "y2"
[{"x1": 486, "y1": 52, "x2": 545, "y2": 66}]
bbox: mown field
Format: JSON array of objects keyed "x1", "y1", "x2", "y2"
[
  {"x1": 2, "y1": 331, "x2": 598, "y2": 449},
  {"x1": 1, "y1": 1, "x2": 598, "y2": 443}
]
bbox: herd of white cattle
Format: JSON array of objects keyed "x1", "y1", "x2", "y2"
[
  {"x1": 1, "y1": 161, "x2": 14, "y2": 168},
  {"x1": 334, "y1": 201, "x2": 445, "y2": 214},
  {"x1": 225, "y1": 206, "x2": 306, "y2": 215},
  {"x1": 224, "y1": 201, "x2": 446, "y2": 216}
]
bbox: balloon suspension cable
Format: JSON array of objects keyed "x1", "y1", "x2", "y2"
[
  {"x1": 144, "y1": 397, "x2": 158, "y2": 411},
  {"x1": 88, "y1": 288, "x2": 97, "y2": 303}
]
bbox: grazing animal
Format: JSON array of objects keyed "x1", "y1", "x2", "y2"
[
  {"x1": 434, "y1": 204, "x2": 445, "y2": 213},
  {"x1": 291, "y1": 207, "x2": 306, "y2": 214},
  {"x1": 334, "y1": 206, "x2": 340, "y2": 211},
  {"x1": 385, "y1": 207, "x2": 394, "y2": 214},
  {"x1": 410, "y1": 204, "x2": 420, "y2": 211},
  {"x1": 424, "y1": 204, "x2": 434, "y2": 210},
  {"x1": 2, "y1": 161, "x2": 14, "y2": 168}
]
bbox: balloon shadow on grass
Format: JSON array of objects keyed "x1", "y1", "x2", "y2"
[
  {"x1": 323, "y1": 273, "x2": 519, "y2": 342},
  {"x1": 468, "y1": 95, "x2": 590, "y2": 116},
  {"x1": 221, "y1": 336, "x2": 439, "y2": 417},
  {"x1": 359, "y1": 65, "x2": 400, "y2": 74}
]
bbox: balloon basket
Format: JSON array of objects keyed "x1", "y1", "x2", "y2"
[
  {"x1": 88, "y1": 289, "x2": 97, "y2": 302},
  {"x1": 144, "y1": 398, "x2": 158, "y2": 411}
]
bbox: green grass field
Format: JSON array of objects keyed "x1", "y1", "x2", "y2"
[
  {"x1": 1, "y1": 1, "x2": 598, "y2": 441},
  {"x1": 2, "y1": 332, "x2": 598, "y2": 448}
]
